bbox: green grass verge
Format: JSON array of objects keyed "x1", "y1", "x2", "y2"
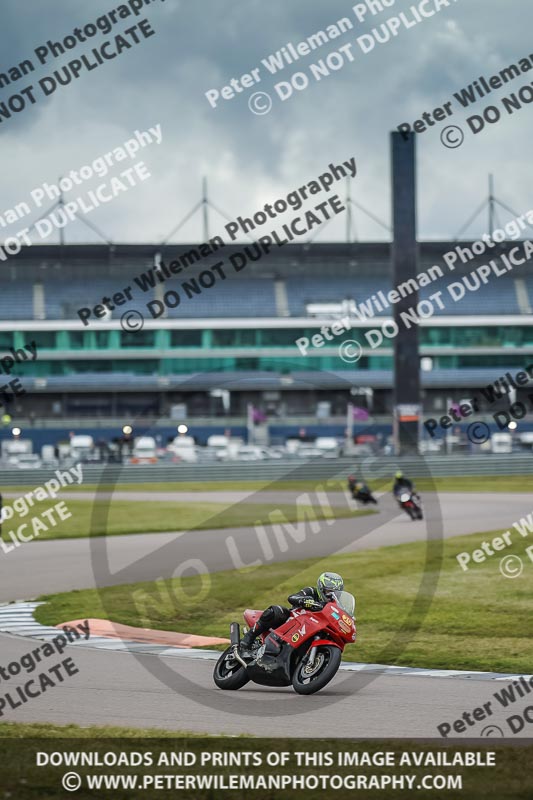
[
  {"x1": 35, "y1": 525, "x2": 533, "y2": 673},
  {"x1": 0, "y1": 722, "x2": 203, "y2": 738},
  {"x1": 1, "y1": 499, "x2": 371, "y2": 540},
  {"x1": 5, "y1": 474, "x2": 530, "y2": 494},
  {"x1": 412, "y1": 475, "x2": 532, "y2": 493},
  {"x1": 0, "y1": 729, "x2": 530, "y2": 800}
]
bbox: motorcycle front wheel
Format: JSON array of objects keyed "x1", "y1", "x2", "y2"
[
  {"x1": 213, "y1": 646, "x2": 250, "y2": 690},
  {"x1": 292, "y1": 645, "x2": 342, "y2": 695}
]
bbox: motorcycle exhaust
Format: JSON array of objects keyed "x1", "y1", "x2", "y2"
[
  {"x1": 230, "y1": 622, "x2": 240, "y2": 647},
  {"x1": 229, "y1": 622, "x2": 248, "y2": 668},
  {"x1": 232, "y1": 646, "x2": 248, "y2": 669}
]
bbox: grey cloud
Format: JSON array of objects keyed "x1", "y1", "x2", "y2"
[{"x1": 0, "y1": 0, "x2": 531, "y2": 244}]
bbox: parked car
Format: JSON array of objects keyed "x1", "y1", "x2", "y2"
[
  {"x1": 130, "y1": 436, "x2": 158, "y2": 464},
  {"x1": 15, "y1": 454, "x2": 43, "y2": 469},
  {"x1": 195, "y1": 448, "x2": 219, "y2": 463},
  {"x1": 168, "y1": 435, "x2": 198, "y2": 463},
  {"x1": 491, "y1": 432, "x2": 512, "y2": 454},
  {"x1": 295, "y1": 445, "x2": 326, "y2": 458},
  {"x1": 207, "y1": 436, "x2": 244, "y2": 461},
  {"x1": 315, "y1": 437, "x2": 340, "y2": 457},
  {"x1": 69, "y1": 435, "x2": 94, "y2": 461},
  {"x1": 260, "y1": 447, "x2": 285, "y2": 459},
  {"x1": 235, "y1": 446, "x2": 265, "y2": 461},
  {"x1": 349, "y1": 444, "x2": 374, "y2": 457}
]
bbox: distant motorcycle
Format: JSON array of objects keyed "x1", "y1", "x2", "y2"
[
  {"x1": 347, "y1": 477, "x2": 378, "y2": 506},
  {"x1": 398, "y1": 491, "x2": 423, "y2": 520},
  {"x1": 213, "y1": 590, "x2": 356, "y2": 696}
]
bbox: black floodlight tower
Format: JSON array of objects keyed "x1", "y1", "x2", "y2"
[{"x1": 391, "y1": 132, "x2": 420, "y2": 456}]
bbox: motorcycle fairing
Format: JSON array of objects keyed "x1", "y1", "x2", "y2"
[
  {"x1": 246, "y1": 632, "x2": 295, "y2": 685},
  {"x1": 274, "y1": 611, "x2": 325, "y2": 645},
  {"x1": 243, "y1": 609, "x2": 263, "y2": 627}
]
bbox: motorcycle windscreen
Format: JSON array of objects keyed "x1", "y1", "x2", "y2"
[{"x1": 331, "y1": 590, "x2": 356, "y2": 617}]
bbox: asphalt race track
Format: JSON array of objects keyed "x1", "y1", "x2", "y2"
[
  {"x1": 0, "y1": 631, "x2": 529, "y2": 738},
  {"x1": 0, "y1": 490, "x2": 531, "y2": 736},
  {"x1": 0, "y1": 491, "x2": 530, "y2": 602}
]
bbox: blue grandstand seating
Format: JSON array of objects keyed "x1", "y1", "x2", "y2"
[
  {"x1": 0, "y1": 271, "x2": 523, "y2": 320},
  {"x1": 0, "y1": 282, "x2": 33, "y2": 319},
  {"x1": 285, "y1": 276, "x2": 389, "y2": 316},
  {"x1": 40, "y1": 276, "x2": 272, "y2": 319},
  {"x1": 164, "y1": 278, "x2": 277, "y2": 318},
  {"x1": 43, "y1": 279, "x2": 155, "y2": 319},
  {"x1": 418, "y1": 277, "x2": 520, "y2": 315},
  {"x1": 285, "y1": 274, "x2": 520, "y2": 317}
]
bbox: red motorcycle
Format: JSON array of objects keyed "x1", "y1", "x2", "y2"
[
  {"x1": 213, "y1": 591, "x2": 356, "y2": 695},
  {"x1": 398, "y1": 490, "x2": 423, "y2": 520}
]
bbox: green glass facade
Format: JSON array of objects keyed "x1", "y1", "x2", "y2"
[{"x1": 5, "y1": 324, "x2": 533, "y2": 377}]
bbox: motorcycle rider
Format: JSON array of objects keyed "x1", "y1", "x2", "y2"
[
  {"x1": 347, "y1": 475, "x2": 377, "y2": 504},
  {"x1": 393, "y1": 471, "x2": 421, "y2": 507},
  {"x1": 393, "y1": 470, "x2": 414, "y2": 497},
  {"x1": 239, "y1": 571, "x2": 344, "y2": 656}
]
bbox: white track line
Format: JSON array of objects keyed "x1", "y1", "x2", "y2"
[{"x1": 0, "y1": 602, "x2": 529, "y2": 682}]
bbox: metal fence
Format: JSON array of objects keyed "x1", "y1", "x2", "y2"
[{"x1": 1, "y1": 455, "x2": 531, "y2": 486}]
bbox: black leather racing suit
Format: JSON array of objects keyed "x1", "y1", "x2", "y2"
[
  {"x1": 393, "y1": 477, "x2": 414, "y2": 498},
  {"x1": 348, "y1": 478, "x2": 375, "y2": 503},
  {"x1": 240, "y1": 587, "x2": 324, "y2": 648}
]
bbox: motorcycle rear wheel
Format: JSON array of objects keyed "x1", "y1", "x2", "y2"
[
  {"x1": 213, "y1": 647, "x2": 250, "y2": 690},
  {"x1": 292, "y1": 645, "x2": 342, "y2": 695}
]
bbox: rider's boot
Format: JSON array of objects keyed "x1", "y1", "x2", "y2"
[{"x1": 239, "y1": 624, "x2": 259, "y2": 658}]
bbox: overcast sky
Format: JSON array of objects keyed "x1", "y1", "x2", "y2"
[{"x1": 0, "y1": 0, "x2": 531, "y2": 245}]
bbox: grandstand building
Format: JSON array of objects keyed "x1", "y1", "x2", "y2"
[{"x1": 2, "y1": 241, "x2": 532, "y2": 442}]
